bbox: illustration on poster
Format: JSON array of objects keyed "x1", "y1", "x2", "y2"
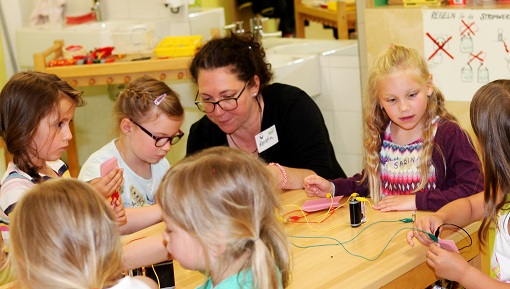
[{"x1": 424, "y1": 9, "x2": 510, "y2": 102}]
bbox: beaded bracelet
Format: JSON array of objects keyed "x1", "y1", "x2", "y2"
[{"x1": 269, "y1": 162, "x2": 288, "y2": 189}]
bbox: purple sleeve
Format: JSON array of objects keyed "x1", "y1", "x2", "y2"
[
  {"x1": 415, "y1": 121, "x2": 484, "y2": 211},
  {"x1": 330, "y1": 171, "x2": 369, "y2": 198}
]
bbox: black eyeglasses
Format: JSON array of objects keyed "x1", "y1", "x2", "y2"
[
  {"x1": 194, "y1": 82, "x2": 247, "y2": 113},
  {"x1": 130, "y1": 119, "x2": 184, "y2": 147}
]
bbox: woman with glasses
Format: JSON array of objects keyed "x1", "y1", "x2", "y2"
[
  {"x1": 187, "y1": 32, "x2": 346, "y2": 190},
  {"x1": 78, "y1": 76, "x2": 184, "y2": 278}
]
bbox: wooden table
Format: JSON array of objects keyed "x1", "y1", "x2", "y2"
[{"x1": 122, "y1": 190, "x2": 486, "y2": 289}]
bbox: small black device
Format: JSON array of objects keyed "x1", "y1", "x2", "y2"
[
  {"x1": 132, "y1": 260, "x2": 175, "y2": 289},
  {"x1": 349, "y1": 194, "x2": 365, "y2": 227}
]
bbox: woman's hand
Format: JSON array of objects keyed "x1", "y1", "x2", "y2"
[
  {"x1": 89, "y1": 168, "x2": 123, "y2": 199},
  {"x1": 407, "y1": 214, "x2": 444, "y2": 247},
  {"x1": 373, "y1": 195, "x2": 416, "y2": 212},
  {"x1": 303, "y1": 175, "x2": 333, "y2": 198},
  {"x1": 426, "y1": 243, "x2": 469, "y2": 282}
]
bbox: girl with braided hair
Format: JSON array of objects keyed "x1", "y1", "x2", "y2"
[{"x1": 79, "y1": 75, "x2": 184, "y2": 274}]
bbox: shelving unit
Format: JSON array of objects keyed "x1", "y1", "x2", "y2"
[
  {"x1": 294, "y1": 0, "x2": 356, "y2": 39},
  {"x1": 33, "y1": 40, "x2": 193, "y2": 177},
  {"x1": 34, "y1": 40, "x2": 193, "y2": 87}
]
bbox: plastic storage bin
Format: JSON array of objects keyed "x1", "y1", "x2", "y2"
[
  {"x1": 153, "y1": 35, "x2": 203, "y2": 58},
  {"x1": 112, "y1": 24, "x2": 156, "y2": 54}
]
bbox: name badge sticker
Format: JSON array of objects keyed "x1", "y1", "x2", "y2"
[{"x1": 255, "y1": 125, "x2": 279, "y2": 153}]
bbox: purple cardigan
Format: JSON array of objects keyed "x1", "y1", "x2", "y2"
[{"x1": 331, "y1": 119, "x2": 484, "y2": 211}]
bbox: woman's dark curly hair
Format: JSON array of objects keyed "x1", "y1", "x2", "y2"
[{"x1": 189, "y1": 32, "x2": 273, "y2": 89}]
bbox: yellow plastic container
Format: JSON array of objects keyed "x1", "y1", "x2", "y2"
[
  {"x1": 153, "y1": 35, "x2": 203, "y2": 58},
  {"x1": 327, "y1": 0, "x2": 356, "y2": 11},
  {"x1": 327, "y1": 1, "x2": 338, "y2": 11},
  {"x1": 403, "y1": 0, "x2": 442, "y2": 6}
]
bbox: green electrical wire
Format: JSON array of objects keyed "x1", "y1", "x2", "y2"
[{"x1": 288, "y1": 219, "x2": 439, "y2": 261}]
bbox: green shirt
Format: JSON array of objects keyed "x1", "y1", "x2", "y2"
[{"x1": 197, "y1": 270, "x2": 283, "y2": 289}]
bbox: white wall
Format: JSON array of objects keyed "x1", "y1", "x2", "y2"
[
  {"x1": 0, "y1": 0, "x2": 24, "y2": 76},
  {"x1": 315, "y1": 46, "x2": 363, "y2": 177}
]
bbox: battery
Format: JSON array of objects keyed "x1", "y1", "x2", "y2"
[{"x1": 349, "y1": 195, "x2": 366, "y2": 227}]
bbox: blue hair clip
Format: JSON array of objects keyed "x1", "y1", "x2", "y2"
[{"x1": 154, "y1": 93, "x2": 167, "y2": 105}]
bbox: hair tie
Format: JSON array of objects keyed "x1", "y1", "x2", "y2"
[{"x1": 154, "y1": 93, "x2": 167, "y2": 105}]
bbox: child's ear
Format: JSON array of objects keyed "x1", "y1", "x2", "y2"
[
  {"x1": 210, "y1": 242, "x2": 227, "y2": 258},
  {"x1": 120, "y1": 118, "x2": 132, "y2": 135},
  {"x1": 427, "y1": 86, "x2": 434, "y2": 98},
  {"x1": 428, "y1": 73, "x2": 433, "y2": 85},
  {"x1": 427, "y1": 74, "x2": 434, "y2": 97}
]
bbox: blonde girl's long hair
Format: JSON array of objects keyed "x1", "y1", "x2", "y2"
[
  {"x1": 469, "y1": 79, "x2": 510, "y2": 246},
  {"x1": 156, "y1": 147, "x2": 292, "y2": 289},
  {"x1": 7, "y1": 178, "x2": 124, "y2": 289},
  {"x1": 363, "y1": 45, "x2": 459, "y2": 202}
]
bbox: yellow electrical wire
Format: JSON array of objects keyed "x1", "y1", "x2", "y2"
[{"x1": 281, "y1": 193, "x2": 373, "y2": 232}]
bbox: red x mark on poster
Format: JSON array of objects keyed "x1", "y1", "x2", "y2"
[
  {"x1": 426, "y1": 33, "x2": 454, "y2": 61},
  {"x1": 468, "y1": 51, "x2": 485, "y2": 63},
  {"x1": 460, "y1": 20, "x2": 477, "y2": 36}
]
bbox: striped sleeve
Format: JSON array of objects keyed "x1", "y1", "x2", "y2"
[{"x1": 0, "y1": 171, "x2": 35, "y2": 217}]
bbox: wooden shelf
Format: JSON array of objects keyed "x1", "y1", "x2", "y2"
[
  {"x1": 34, "y1": 40, "x2": 193, "y2": 87},
  {"x1": 294, "y1": 0, "x2": 356, "y2": 39}
]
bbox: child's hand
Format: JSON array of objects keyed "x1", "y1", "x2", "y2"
[
  {"x1": 89, "y1": 168, "x2": 123, "y2": 199},
  {"x1": 110, "y1": 198, "x2": 127, "y2": 227},
  {"x1": 407, "y1": 214, "x2": 443, "y2": 247},
  {"x1": 426, "y1": 243, "x2": 468, "y2": 282},
  {"x1": 303, "y1": 175, "x2": 332, "y2": 198},
  {"x1": 373, "y1": 195, "x2": 416, "y2": 212}
]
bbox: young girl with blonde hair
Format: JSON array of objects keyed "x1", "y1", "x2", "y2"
[
  {"x1": 79, "y1": 75, "x2": 184, "y2": 275},
  {"x1": 304, "y1": 45, "x2": 483, "y2": 212},
  {"x1": 79, "y1": 75, "x2": 184, "y2": 227},
  {"x1": 6, "y1": 178, "x2": 157, "y2": 289},
  {"x1": 157, "y1": 147, "x2": 292, "y2": 289}
]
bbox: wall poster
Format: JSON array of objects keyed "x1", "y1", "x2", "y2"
[{"x1": 423, "y1": 9, "x2": 510, "y2": 101}]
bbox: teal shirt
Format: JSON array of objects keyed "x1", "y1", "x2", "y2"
[{"x1": 197, "y1": 270, "x2": 283, "y2": 289}]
